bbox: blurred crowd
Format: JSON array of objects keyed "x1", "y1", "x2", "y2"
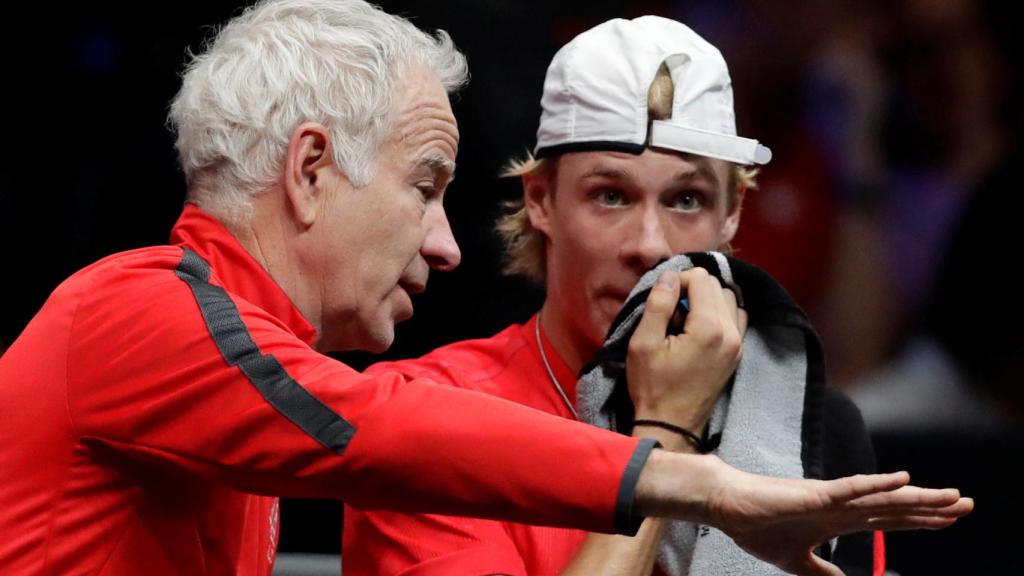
[{"x1": 659, "y1": 0, "x2": 1021, "y2": 433}]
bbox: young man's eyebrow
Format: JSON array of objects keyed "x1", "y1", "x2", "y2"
[
  {"x1": 579, "y1": 166, "x2": 633, "y2": 182},
  {"x1": 579, "y1": 158, "x2": 721, "y2": 189},
  {"x1": 697, "y1": 160, "x2": 722, "y2": 188}
]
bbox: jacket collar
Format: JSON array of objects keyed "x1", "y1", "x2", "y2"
[{"x1": 169, "y1": 203, "x2": 318, "y2": 346}]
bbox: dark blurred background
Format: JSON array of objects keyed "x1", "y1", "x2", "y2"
[{"x1": 1, "y1": 1, "x2": 1019, "y2": 573}]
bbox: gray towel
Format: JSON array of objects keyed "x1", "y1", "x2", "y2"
[{"x1": 578, "y1": 253, "x2": 831, "y2": 576}]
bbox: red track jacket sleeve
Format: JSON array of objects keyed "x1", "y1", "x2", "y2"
[
  {"x1": 0, "y1": 207, "x2": 653, "y2": 572},
  {"x1": 64, "y1": 246, "x2": 649, "y2": 528}
]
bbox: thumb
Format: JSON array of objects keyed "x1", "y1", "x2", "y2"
[
  {"x1": 631, "y1": 271, "x2": 681, "y2": 351},
  {"x1": 799, "y1": 553, "x2": 845, "y2": 576}
]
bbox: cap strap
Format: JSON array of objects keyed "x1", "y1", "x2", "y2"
[{"x1": 651, "y1": 120, "x2": 772, "y2": 165}]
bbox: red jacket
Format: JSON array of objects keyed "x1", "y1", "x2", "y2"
[
  {"x1": 0, "y1": 205, "x2": 652, "y2": 575},
  {"x1": 344, "y1": 316, "x2": 591, "y2": 575}
]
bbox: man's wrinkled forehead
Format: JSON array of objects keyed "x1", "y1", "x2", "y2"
[{"x1": 391, "y1": 66, "x2": 460, "y2": 163}]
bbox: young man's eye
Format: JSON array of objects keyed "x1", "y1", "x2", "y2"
[
  {"x1": 669, "y1": 193, "x2": 702, "y2": 212},
  {"x1": 593, "y1": 188, "x2": 626, "y2": 206}
]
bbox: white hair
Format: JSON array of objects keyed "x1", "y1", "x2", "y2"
[{"x1": 168, "y1": 0, "x2": 468, "y2": 223}]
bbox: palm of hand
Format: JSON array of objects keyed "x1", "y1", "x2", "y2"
[{"x1": 705, "y1": 459, "x2": 969, "y2": 576}]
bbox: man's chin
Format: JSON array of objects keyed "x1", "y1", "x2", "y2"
[
  {"x1": 362, "y1": 324, "x2": 397, "y2": 354},
  {"x1": 315, "y1": 321, "x2": 395, "y2": 354},
  {"x1": 597, "y1": 300, "x2": 626, "y2": 333},
  {"x1": 351, "y1": 305, "x2": 404, "y2": 354}
]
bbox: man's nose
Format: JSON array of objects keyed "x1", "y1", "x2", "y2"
[
  {"x1": 422, "y1": 204, "x2": 461, "y2": 271},
  {"x1": 621, "y1": 207, "x2": 672, "y2": 270}
]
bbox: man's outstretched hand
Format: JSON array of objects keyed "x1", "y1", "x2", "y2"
[{"x1": 636, "y1": 452, "x2": 973, "y2": 576}]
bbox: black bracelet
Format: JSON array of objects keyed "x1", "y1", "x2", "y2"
[{"x1": 632, "y1": 419, "x2": 721, "y2": 453}]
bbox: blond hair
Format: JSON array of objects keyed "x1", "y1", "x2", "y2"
[{"x1": 497, "y1": 64, "x2": 757, "y2": 284}]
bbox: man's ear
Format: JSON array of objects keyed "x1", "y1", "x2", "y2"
[
  {"x1": 720, "y1": 183, "x2": 746, "y2": 244},
  {"x1": 523, "y1": 170, "x2": 554, "y2": 237},
  {"x1": 283, "y1": 122, "x2": 336, "y2": 228}
]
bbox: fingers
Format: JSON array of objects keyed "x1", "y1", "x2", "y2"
[
  {"x1": 633, "y1": 268, "x2": 744, "y2": 354},
  {"x1": 720, "y1": 287, "x2": 745, "y2": 362},
  {"x1": 736, "y1": 308, "x2": 748, "y2": 347},
  {"x1": 831, "y1": 495, "x2": 972, "y2": 536},
  {"x1": 680, "y1": 270, "x2": 742, "y2": 356},
  {"x1": 864, "y1": 497, "x2": 975, "y2": 519},
  {"x1": 856, "y1": 495, "x2": 972, "y2": 516},
  {"x1": 842, "y1": 485, "x2": 963, "y2": 512},
  {"x1": 680, "y1": 268, "x2": 717, "y2": 336},
  {"x1": 631, "y1": 271, "x2": 682, "y2": 350},
  {"x1": 823, "y1": 472, "x2": 912, "y2": 503},
  {"x1": 722, "y1": 288, "x2": 748, "y2": 341},
  {"x1": 866, "y1": 514, "x2": 960, "y2": 532},
  {"x1": 930, "y1": 496, "x2": 975, "y2": 517}
]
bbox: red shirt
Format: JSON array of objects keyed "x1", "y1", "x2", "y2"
[
  {"x1": 345, "y1": 316, "x2": 591, "y2": 576},
  {"x1": 0, "y1": 206, "x2": 650, "y2": 575},
  {"x1": 344, "y1": 316, "x2": 886, "y2": 576}
]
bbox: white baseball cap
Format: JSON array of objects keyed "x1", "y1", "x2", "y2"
[{"x1": 534, "y1": 16, "x2": 772, "y2": 166}]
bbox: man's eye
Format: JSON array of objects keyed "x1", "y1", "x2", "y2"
[
  {"x1": 416, "y1": 185, "x2": 438, "y2": 201},
  {"x1": 669, "y1": 193, "x2": 702, "y2": 212},
  {"x1": 594, "y1": 188, "x2": 626, "y2": 206}
]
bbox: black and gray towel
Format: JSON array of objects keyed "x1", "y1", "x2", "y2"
[{"x1": 578, "y1": 252, "x2": 831, "y2": 576}]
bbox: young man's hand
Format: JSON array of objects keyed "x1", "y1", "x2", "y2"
[{"x1": 628, "y1": 269, "x2": 746, "y2": 436}]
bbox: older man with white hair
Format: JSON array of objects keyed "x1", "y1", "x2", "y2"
[{"x1": 0, "y1": 3, "x2": 970, "y2": 576}]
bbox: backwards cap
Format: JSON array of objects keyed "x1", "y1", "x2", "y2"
[{"x1": 535, "y1": 16, "x2": 771, "y2": 165}]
